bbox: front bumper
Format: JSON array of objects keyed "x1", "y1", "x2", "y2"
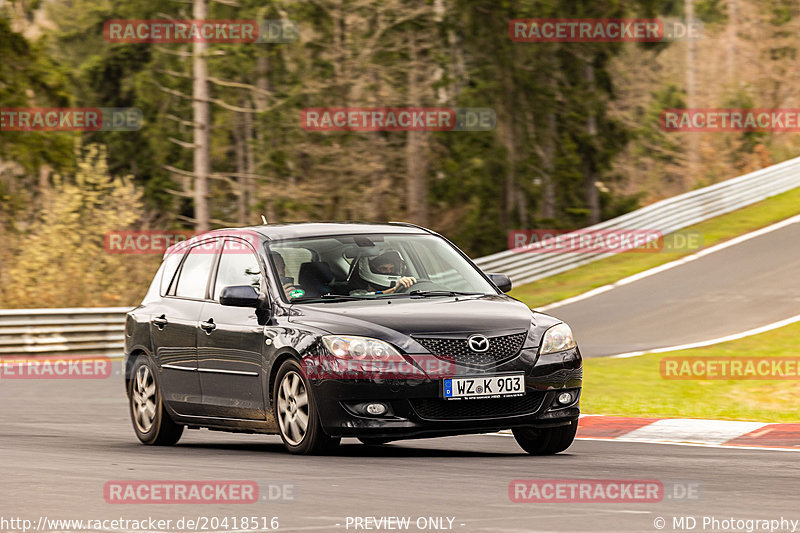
[{"x1": 310, "y1": 347, "x2": 582, "y2": 440}]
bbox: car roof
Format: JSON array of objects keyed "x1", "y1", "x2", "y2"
[
  {"x1": 245, "y1": 222, "x2": 433, "y2": 241},
  {"x1": 162, "y1": 222, "x2": 435, "y2": 258}
]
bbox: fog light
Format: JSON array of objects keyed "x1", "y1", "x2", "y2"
[
  {"x1": 557, "y1": 392, "x2": 574, "y2": 405},
  {"x1": 366, "y1": 403, "x2": 387, "y2": 415}
]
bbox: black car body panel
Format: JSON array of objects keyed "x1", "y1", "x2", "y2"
[{"x1": 124, "y1": 222, "x2": 582, "y2": 442}]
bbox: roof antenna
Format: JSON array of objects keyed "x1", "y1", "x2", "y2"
[{"x1": 261, "y1": 215, "x2": 269, "y2": 224}]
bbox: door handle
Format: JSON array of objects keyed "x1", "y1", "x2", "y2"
[
  {"x1": 152, "y1": 315, "x2": 168, "y2": 328},
  {"x1": 200, "y1": 319, "x2": 216, "y2": 333}
]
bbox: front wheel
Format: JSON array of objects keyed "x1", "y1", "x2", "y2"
[
  {"x1": 512, "y1": 420, "x2": 577, "y2": 455},
  {"x1": 128, "y1": 357, "x2": 183, "y2": 445},
  {"x1": 274, "y1": 359, "x2": 340, "y2": 455}
]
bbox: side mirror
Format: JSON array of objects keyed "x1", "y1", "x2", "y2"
[
  {"x1": 487, "y1": 273, "x2": 512, "y2": 293},
  {"x1": 219, "y1": 285, "x2": 261, "y2": 307}
]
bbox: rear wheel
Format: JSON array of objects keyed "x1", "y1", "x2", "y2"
[
  {"x1": 128, "y1": 357, "x2": 183, "y2": 445},
  {"x1": 512, "y1": 420, "x2": 577, "y2": 455},
  {"x1": 274, "y1": 359, "x2": 340, "y2": 455}
]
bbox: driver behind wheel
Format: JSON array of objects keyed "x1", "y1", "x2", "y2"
[{"x1": 358, "y1": 250, "x2": 416, "y2": 294}]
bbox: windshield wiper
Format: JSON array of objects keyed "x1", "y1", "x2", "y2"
[
  {"x1": 292, "y1": 294, "x2": 372, "y2": 303},
  {"x1": 407, "y1": 290, "x2": 484, "y2": 298}
]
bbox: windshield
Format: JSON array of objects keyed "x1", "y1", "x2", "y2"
[{"x1": 265, "y1": 233, "x2": 497, "y2": 302}]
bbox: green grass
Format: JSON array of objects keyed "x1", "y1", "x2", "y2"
[
  {"x1": 581, "y1": 321, "x2": 800, "y2": 422},
  {"x1": 506, "y1": 187, "x2": 800, "y2": 421},
  {"x1": 510, "y1": 187, "x2": 800, "y2": 309}
]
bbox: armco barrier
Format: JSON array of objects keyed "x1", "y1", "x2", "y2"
[
  {"x1": 0, "y1": 307, "x2": 130, "y2": 358},
  {"x1": 2, "y1": 155, "x2": 799, "y2": 356},
  {"x1": 474, "y1": 155, "x2": 800, "y2": 285}
]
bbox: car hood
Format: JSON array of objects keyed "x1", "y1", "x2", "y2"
[{"x1": 287, "y1": 294, "x2": 552, "y2": 351}]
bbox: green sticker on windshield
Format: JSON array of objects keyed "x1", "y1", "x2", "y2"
[{"x1": 289, "y1": 289, "x2": 305, "y2": 298}]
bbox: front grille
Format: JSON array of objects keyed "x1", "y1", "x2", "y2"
[
  {"x1": 410, "y1": 393, "x2": 544, "y2": 421},
  {"x1": 414, "y1": 332, "x2": 527, "y2": 368}
]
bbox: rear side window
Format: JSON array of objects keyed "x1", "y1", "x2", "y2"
[
  {"x1": 213, "y1": 240, "x2": 263, "y2": 299},
  {"x1": 174, "y1": 246, "x2": 216, "y2": 299},
  {"x1": 140, "y1": 262, "x2": 165, "y2": 305},
  {"x1": 160, "y1": 252, "x2": 184, "y2": 296}
]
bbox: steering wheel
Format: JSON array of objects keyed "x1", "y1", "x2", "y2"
[{"x1": 391, "y1": 279, "x2": 437, "y2": 293}]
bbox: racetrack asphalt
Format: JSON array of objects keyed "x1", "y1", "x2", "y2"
[
  {"x1": 2, "y1": 362, "x2": 799, "y2": 533},
  {"x1": 538, "y1": 218, "x2": 800, "y2": 358}
]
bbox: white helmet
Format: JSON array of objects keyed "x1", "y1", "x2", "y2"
[{"x1": 358, "y1": 250, "x2": 406, "y2": 290}]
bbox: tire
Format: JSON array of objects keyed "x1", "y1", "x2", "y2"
[
  {"x1": 512, "y1": 420, "x2": 577, "y2": 455},
  {"x1": 273, "y1": 359, "x2": 340, "y2": 455},
  {"x1": 128, "y1": 356, "x2": 184, "y2": 446},
  {"x1": 358, "y1": 438, "x2": 390, "y2": 446}
]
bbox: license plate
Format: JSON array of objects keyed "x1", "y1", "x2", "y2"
[{"x1": 442, "y1": 373, "x2": 525, "y2": 400}]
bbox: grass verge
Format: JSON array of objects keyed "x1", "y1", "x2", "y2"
[
  {"x1": 510, "y1": 187, "x2": 800, "y2": 309},
  {"x1": 581, "y1": 321, "x2": 800, "y2": 422}
]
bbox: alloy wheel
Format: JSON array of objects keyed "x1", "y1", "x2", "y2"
[
  {"x1": 132, "y1": 365, "x2": 157, "y2": 433},
  {"x1": 277, "y1": 370, "x2": 310, "y2": 445}
]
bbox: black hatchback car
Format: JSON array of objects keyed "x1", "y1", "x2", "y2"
[{"x1": 124, "y1": 222, "x2": 582, "y2": 454}]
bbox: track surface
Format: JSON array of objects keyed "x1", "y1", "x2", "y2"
[
  {"x1": 541, "y1": 219, "x2": 800, "y2": 358},
  {"x1": 2, "y1": 363, "x2": 800, "y2": 533}
]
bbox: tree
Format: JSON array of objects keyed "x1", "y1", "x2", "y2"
[{"x1": 0, "y1": 143, "x2": 155, "y2": 308}]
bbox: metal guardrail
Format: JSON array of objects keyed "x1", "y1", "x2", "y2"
[
  {"x1": 2, "y1": 155, "x2": 799, "y2": 357},
  {"x1": 474, "y1": 155, "x2": 800, "y2": 286},
  {"x1": 0, "y1": 307, "x2": 130, "y2": 358}
]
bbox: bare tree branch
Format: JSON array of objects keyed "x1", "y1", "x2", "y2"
[
  {"x1": 208, "y1": 76, "x2": 273, "y2": 98},
  {"x1": 155, "y1": 46, "x2": 192, "y2": 57},
  {"x1": 169, "y1": 137, "x2": 196, "y2": 149},
  {"x1": 163, "y1": 164, "x2": 195, "y2": 177},
  {"x1": 165, "y1": 188, "x2": 195, "y2": 198},
  {"x1": 165, "y1": 114, "x2": 195, "y2": 127}
]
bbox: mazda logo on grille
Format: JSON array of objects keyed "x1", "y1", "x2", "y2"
[{"x1": 467, "y1": 334, "x2": 490, "y2": 353}]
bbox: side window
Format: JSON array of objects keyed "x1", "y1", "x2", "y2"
[
  {"x1": 160, "y1": 252, "x2": 184, "y2": 296},
  {"x1": 213, "y1": 240, "x2": 263, "y2": 299},
  {"x1": 269, "y1": 247, "x2": 312, "y2": 283},
  {"x1": 140, "y1": 261, "x2": 165, "y2": 306},
  {"x1": 174, "y1": 245, "x2": 216, "y2": 299}
]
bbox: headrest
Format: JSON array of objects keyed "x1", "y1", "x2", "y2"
[{"x1": 298, "y1": 261, "x2": 334, "y2": 284}]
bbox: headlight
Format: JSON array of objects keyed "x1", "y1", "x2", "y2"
[
  {"x1": 539, "y1": 323, "x2": 577, "y2": 355},
  {"x1": 321, "y1": 335, "x2": 403, "y2": 361}
]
